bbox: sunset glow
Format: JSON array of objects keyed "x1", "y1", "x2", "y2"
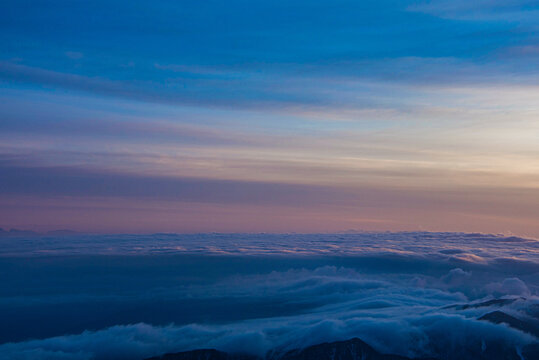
[{"x1": 2, "y1": 1, "x2": 539, "y2": 235}]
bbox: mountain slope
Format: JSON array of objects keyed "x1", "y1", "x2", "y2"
[{"x1": 145, "y1": 338, "x2": 430, "y2": 360}]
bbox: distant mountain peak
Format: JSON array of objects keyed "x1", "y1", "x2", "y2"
[
  {"x1": 145, "y1": 338, "x2": 434, "y2": 360},
  {"x1": 479, "y1": 310, "x2": 539, "y2": 337},
  {"x1": 147, "y1": 348, "x2": 258, "y2": 360},
  {"x1": 273, "y1": 337, "x2": 417, "y2": 360},
  {"x1": 0, "y1": 228, "x2": 81, "y2": 237}
]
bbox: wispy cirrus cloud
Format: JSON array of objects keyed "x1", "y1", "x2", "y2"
[{"x1": 1, "y1": 1, "x2": 539, "y2": 234}]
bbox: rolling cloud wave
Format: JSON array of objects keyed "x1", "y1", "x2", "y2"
[{"x1": 0, "y1": 232, "x2": 538, "y2": 359}]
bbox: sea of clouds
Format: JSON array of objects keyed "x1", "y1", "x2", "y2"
[
  {"x1": 0, "y1": 232, "x2": 538, "y2": 360},
  {"x1": 2, "y1": 232, "x2": 539, "y2": 260}
]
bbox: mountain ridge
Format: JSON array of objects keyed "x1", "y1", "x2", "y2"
[
  {"x1": 145, "y1": 336, "x2": 539, "y2": 360},
  {"x1": 146, "y1": 338, "x2": 436, "y2": 360}
]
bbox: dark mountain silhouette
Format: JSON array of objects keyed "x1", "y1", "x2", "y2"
[
  {"x1": 476, "y1": 310, "x2": 539, "y2": 359},
  {"x1": 273, "y1": 338, "x2": 428, "y2": 360},
  {"x1": 145, "y1": 336, "x2": 539, "y2": 360},
  {"x1": 0, "y1": 228, "x2": 39, "y2": 237},
  {"x1": 45, "y1": 229, "x2": 81, "y2": 236},
  {"x1": 444, "y1": 297, "x2": 523, "y2": 310},
  {"x1": 146, "y1": 338, "x2": 433, "y2": 360},
  {"x1": 0, "y1": 228, "x2": 80, "y2": 237},
  {"x1": 479, "y1": 310, "x2": 539, "y2": 337},
  {"x1": 146, "y1": 349, "x2": 258, "y2": 360}
]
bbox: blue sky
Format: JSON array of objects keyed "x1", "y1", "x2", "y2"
[{"x1": 1, "y1": 1, "x2": 539, "y2": 234}]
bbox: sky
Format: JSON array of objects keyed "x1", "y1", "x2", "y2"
[{"x1": 1, "y1": 0, "x2": 539, "y2": 235}]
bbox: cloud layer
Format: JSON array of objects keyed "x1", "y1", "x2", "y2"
[
  {"x1": 2, "y1": 232, "x2": 538, "y2": 260},
  {"x1": 0, "y1": 232, "x2": 538, "y2": 359}
]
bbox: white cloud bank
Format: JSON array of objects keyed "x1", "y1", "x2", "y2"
[{"x1": 0, "y1": 232, "x2": 538, "y2": 360}]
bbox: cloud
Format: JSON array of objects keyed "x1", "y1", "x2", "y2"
[
  {"x1": 0, "y1": 162, "x2": 365, "y2": 207},
  {"x1": 486, "y1": 278, "x2": 532, "y2": 297},
  {"x1": 441, "y1": 268, "x2": 471, "y2": 286},
  {"x1": 0, "y1": 260, "x2": 537, "y2": 360},
  {"x1": 0, "y1": 62, "x2": 326, "y2": 111},
  {"x1": 408, "y1": 0, "x2": 539, "y2": 24},
  {"x1": 65, "y1": 52, "x2": 84, "y2": 60},
  {"x1": 2, "y1": 232, "x2": 538, "y2": 262},
  {"x1": 0, "y1": 232, "x2": 538, "y2": 359}
]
